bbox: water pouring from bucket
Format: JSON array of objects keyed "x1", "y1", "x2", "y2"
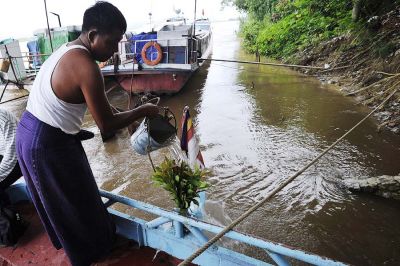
[
  {"x1": 130, "y1": 102, "x2": 209, "y2": 218},
  {"x1": 130, "y1": 97, "x2": 177, "y2": 156}
]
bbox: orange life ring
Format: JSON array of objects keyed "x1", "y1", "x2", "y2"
[{"x1": 141, "y1": 41, "x2": 162, "y2": 66}]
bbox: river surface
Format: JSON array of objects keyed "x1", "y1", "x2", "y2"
[{"x1": 3, "y1": 20, "x2": 400, "y2": 265}]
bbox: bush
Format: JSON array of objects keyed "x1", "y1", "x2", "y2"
[
  {"x1": 239, "y1": 17, "x2": 263, "y2": 54},
  {"x1": 239, "y1": 0, "x2": 353, "y2": 59}
]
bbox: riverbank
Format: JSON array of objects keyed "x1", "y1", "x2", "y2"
[
  {"x1": 284, "y1": 7, "x2": 400, "y2": 201},
  {"x1": 235, "y1": 0, "x2": 399, "y2": 134},
  {"x1": 237, "y1": 3, "x2": 400, "y2": 201},
  {"x1": 289, "y1": 6, "x2": 400, "y2": 134}
]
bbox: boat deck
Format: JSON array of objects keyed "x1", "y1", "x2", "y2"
[{"x1": 0, "y1": 202, "x2": 187, "y2": 266}]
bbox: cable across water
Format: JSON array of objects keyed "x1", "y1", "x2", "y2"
[
  {"x1": 200, "y1": 58, "x2": 326, "y2": 69},
  {"x1": 178, "y1": 87, "x2": 399, "y2": 265}
]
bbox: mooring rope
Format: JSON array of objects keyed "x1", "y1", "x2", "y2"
[
  {"x1": 211, "y1": 61, "x2": 321, "y2": 79},
  {"x1": 200, "y1": 58, "x2": 326, "y2": 70},
  {"x1": 146, "y1": 117, "x2": 157, "y2": 172},
  {"x1": 178, "y1": 87, "x2": 399, "y2": 265}
]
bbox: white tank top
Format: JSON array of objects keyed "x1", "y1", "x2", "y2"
[{"x1": 27, "y1": 44, "x2": 89, "y2": 134}]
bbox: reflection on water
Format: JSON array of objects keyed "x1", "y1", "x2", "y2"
[{"x1": 3, "y1": 20, "x2": 400, "y2": 266}]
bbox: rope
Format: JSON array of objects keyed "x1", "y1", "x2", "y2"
[
  {"x1": 147, "y1": 152, "x2": 156, "y2": 172},
  {"x1": 200, "y1": 58, "x2": 326, "y2": 70},
  {"x1": 211, "y1": 62, "x2": 320, "y2": 78},
  {"x1": 125, "y1": 55, "x2": 160, "y2": 173},
  {"x1": 0, "y1": 54, "x2": 51, "y2": 60},
  {"x1": 0, "y1": 94, "x2": 29, "y2": 105},
  {"x1": 178, "y1": 87, "x2": 399, "y2": 265},
  {"x1": 128, "y1": 54, "x2": 135, "y2": 110},
  {"x1": 146, "y1": 118, "x2": 156, "y2": 172}
]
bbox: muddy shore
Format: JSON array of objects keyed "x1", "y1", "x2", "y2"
[{"x1": 290, "y1": 7, "x2": 400, "y2": 135}]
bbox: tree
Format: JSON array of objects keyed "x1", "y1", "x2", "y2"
[
  {"x1": 352, "y1": 0, "x2": 398, "y2": 21},
  {"x1": 227, "y1": 0, "x2": 279, "y2": 20},
  {"x1": 352, "y1": 0, "x2": 362, "y2": 21}
]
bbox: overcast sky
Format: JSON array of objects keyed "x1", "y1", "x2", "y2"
[{"x1": 0, "y1": 0, "x2": 239, "y2": 40}]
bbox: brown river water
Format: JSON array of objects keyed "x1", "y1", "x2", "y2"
[{"x1": 2, "y1": 21, "x2": 400, "y2": 265}]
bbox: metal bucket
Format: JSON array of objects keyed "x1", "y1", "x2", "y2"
[{"x1": 130, "y1": 109, "x2": 177, "y2": 155}]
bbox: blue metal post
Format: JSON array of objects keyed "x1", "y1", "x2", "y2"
[
  {"x1": 186, "y1": 225, "x2": 209, "y2": 245},
  {"x1": 174, "y1": 220, "x2": 184, "y2": 238},
  {"x1": 266, "y1": 250, "x2": 291, "y2": 266},
  {"x1": 146, "y1": 217, "x2": 171, "y2": 228}
]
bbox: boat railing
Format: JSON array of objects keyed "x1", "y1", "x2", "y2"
[
  {"x1": 99, "y1": 189, "x2": 346, "y2": 266},
  {"x1": 0, "y1": 52, "x2": 47, "y2": 79},
  {"x1": 116, "y1": 36, "x2": 200, "y2": 67},
  {"x1": 20, "y1": 52, "x2": 46, "y2": 75},
  {"x1": 7, "y1": 183, "x2": 345, "y2": 265}
]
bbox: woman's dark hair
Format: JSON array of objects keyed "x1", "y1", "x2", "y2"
[{"x1": 82, "y1": 1, "x2": 127, "y2": 34}]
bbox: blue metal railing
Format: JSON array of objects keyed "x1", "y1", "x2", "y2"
[
  {"x1": 7, "y1": 182, "x2": 346, "y2": 266},
  {"x1": 99, "y1": 189, "x2": 347, "y2": 266}
]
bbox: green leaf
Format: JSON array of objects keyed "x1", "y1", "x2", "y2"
[{"x1": 150, "y1": 157, "x2": 210, "y2": 212}]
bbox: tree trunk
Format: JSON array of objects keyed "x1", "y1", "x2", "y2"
[{"x1": 352, "y1": 0, "x2": 363, "y2": 21}]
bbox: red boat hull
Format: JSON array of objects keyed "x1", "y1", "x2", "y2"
[{"x1": 116, "y1": 71, "x2": 193, "y2": 94}]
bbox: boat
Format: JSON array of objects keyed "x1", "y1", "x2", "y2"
[
  {"x1": 165, "y1": 16, "x2": 188, "y2": 27},
  {"x1": 22, "y1": 17, "x2": 212, "y2": 95},
  {"x1": 101, "y1": 19, "x2": 212, "y2": 95},
  {"x1": 0, "y1": 182, "x2": 347, "y2": 265},
  {"x1": 165, "y1": 6, "x2": 188, "y2": 27}
]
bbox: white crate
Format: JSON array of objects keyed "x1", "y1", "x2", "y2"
[{"x1": 0, "y1": 40, "x2": 27, "y2": 82}]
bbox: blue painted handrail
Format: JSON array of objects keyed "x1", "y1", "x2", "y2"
[
  {"x1": 8, "y1": 182, "x2": 345, "y2": 266},
  {"x1": 99, "y1": 189, "x2": 347, "y2": 266},
  {"x1": 6, "y1": 184, "x2": 346, "y2": 266}
]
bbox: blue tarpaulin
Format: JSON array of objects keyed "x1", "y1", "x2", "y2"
[
  {"x1": 27, "y1": 40, "x2": 42, "y2": 67},
  {"x1": 129, "y1": 33, "x2": 158, "y2": 64},
  {"x1": 128, "y1": 32, "x2": 187, "y2": 64}
]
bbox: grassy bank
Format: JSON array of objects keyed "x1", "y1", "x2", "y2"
[
  {"x1": 240, "y1": 0, "x2": 353, "y2": 59},
  {"x1": 237, "y1": 0, "x2": 399, "y2": 60},
  {"x1": 233, "y1": 0, "x2": 400, "y2": 133}
]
